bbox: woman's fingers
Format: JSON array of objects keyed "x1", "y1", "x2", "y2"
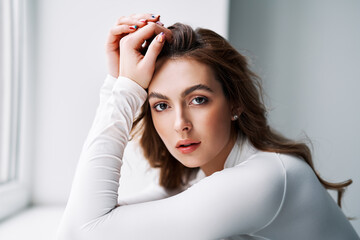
[
  {"x1": 107, "y1": 24, "x2": 138, "y2": 48},
  {"x1": 122, "y1": 22, "x2": 172, "y2": 49},
  {"x1": 106, "y1": 13, "x2": 161, "y2": 77},
  {"x1": 109, "y1": 14, "x2": 166, "y2": 81},
  {"x1": 119, "y1": 23, "x2": 171, "y2": 88},
  {"x1": 108, "y1": 14, "x2": 161, "y2": 45},
  {"x1": 107, "y1": 25, "x2": 137, "y2": 47},
  {"x1": 111, "y1": 24, "x2": 138, "y2": 36},
  {"x1": 116, "y1": 14, "x2": 160, "y2": 25},
  {"x1": 142, "y1": 32, "x2": 166, "y2": 67},
  {"x1": 107, "y1": 14, "x2": 161, "y2": 51}
]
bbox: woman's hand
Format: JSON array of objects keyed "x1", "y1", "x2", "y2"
[
  {"x1": 106, "y1": 14, "x2": 161, "y2": 78},
  {"x1": 119, "y1": 22, "x2": 172, "y2": 89}
]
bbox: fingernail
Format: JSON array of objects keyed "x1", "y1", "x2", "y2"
[
  {"x1": 156, "y1": 21, "x2": 164, "y2": 26},
  {"x1": 129, "y1": 25, "x2": 138, "y2": 30},
  {"x1": 151, "y1": 14, "x2": 160, "y2": 18},
  {"x1": 156, "y1": 32, "x2": 165, "y2": 43},
  {"x1": 139, "y1": 19, "x2": 147, "y2": 23}
]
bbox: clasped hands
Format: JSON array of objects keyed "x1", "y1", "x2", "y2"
[{"x1": 106, "y1": 13, "x2": 172, "y2": 89}]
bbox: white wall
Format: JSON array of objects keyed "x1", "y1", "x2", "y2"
[
  {"x1": 229, "y1": 0, "x2": 360, "y2": 234},
  {"x1": 31, "y1": 0, "x2": 229, "y2": 205}
]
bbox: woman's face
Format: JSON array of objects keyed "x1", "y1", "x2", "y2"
[{"x1": 148, "y1": 58, "x2": 236, "y2": 176}]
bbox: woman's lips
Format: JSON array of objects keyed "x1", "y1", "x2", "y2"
[{"x1": 176, "y1": 140, "x2": 201, "y2": 154}]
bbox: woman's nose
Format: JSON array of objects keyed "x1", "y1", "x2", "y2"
[{"x1": 174, "y1": 108, "x2": 192, "y2": 133}]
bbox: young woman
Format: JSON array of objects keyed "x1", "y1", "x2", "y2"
[{"x1": 57, "y1": 14, "x2": 359, "y2": 240}]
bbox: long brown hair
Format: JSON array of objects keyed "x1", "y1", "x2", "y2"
[{"x1": 132, "y1": 23, "x2": 352, "y2": 207}]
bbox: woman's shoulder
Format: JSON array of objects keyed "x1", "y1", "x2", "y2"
[
  {"x1": 239, "y1": 148, "x2": 312, "y2": 177},
  {"x1": 207, "y1": 150, "x2": 289, "y2": 196},
  {"x1": 232, "y1": 151, "x2": 288, "y2": 185},
  {"x1": 224, "y1": 149, "x2": 315, "y2": 196}
]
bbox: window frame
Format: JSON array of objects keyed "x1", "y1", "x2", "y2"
[{"x1": 0, "y1": 0, "x2": 32, "y2": 221}]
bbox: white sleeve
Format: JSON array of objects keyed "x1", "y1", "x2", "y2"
[
  {"x1": 89, "y1": 74, "x2": 117, "y2": 130},
  {"x1": 56, "y1": 76, "x2": 286, "y2": 240}
]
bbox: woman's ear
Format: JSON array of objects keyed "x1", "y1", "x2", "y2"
[{"x1": 230, "y1": 105, "x2": 243, "y2": 121}]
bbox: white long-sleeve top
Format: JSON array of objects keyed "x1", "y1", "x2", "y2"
[{"x1": 56, "y1": 75, "x2": 359, "y2": 240}]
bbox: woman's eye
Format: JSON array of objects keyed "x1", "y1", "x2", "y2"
[
  {"x1": 191, "y1": 97, "x2": 208, "y2": 105},
  {"x1": 154, "y1": 103, "x2": 168, "y2": 112}
]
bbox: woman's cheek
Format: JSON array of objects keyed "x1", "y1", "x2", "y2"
[
  {"x1": 153, "y1": 114, "x2": 166, "y2": 136},
  {"x1": 206, "y1": 105, "x2": 232, "y2": 140},
  {"x1": 152, "y1": 113, "x2": 174, "y2": 147}
]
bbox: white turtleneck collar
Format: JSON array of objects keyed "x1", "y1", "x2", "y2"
[{"x1": 223, "y1": 136, "x2": 259, "y2": 169}]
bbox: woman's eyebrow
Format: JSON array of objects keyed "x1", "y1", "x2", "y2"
[
  {"x1": 148, "y1": 92, "x2": 169, "y2": 100},
  {"x1": 148, "y1": 84, "x2": 213, "y2": 100},
  {"x1": 182, "y1": 84, "x2": 214, "y2": 97}
]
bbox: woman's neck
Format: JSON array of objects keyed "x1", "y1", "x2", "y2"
[{"x1": 200, "y1": 135, "x2": 237, "y2": 176}]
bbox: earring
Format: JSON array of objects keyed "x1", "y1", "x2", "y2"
[{"x1": 232, "y1": 115, "x2": 239, "y2": 121}]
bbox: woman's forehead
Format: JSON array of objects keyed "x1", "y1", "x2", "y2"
[{"x1": 149, "y1": 58, "x2": 219, "y2": 93}]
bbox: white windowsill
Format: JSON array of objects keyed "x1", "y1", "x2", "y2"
[{"x1": 0, "y1": 205, "x2": 64, "y2": 240}]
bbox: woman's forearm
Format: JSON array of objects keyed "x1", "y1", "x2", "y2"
[{"x1": 57, "y1": 76, "x2": 147, "y2": 239}]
